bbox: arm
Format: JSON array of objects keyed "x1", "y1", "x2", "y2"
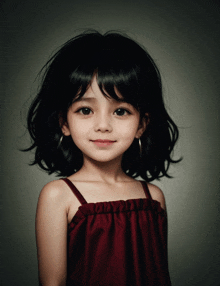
[{"x1": 36, "y1": 181, "x2": 68, "y2": 286}]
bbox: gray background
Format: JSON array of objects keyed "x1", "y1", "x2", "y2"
[{"x1": 1, "y1": 0, "x2": 220, "y2": 285}]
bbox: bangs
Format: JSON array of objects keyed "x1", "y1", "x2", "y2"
[
  {"x1": 68, "y1": 39, "x2": 143, "y2": 109},
  {"x1": 69, "y1": 66, "x2": 140, "y2": 107}
]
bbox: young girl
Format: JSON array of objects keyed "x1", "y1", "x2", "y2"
[{"x1": 25, "y1": 30, "x2": 180, "y2": 286}]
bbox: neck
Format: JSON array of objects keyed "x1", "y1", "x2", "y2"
[{"x1": 77, "y1": 155, "x2": 128, "y2": 183}]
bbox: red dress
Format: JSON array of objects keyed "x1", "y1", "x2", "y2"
[{"x1": 62, "y1": 178, "x2": 172, "y2": 286}]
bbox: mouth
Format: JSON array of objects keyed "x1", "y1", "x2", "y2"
[{"x1": 91, "y1": 139, "x2": 116, "y2": 146}]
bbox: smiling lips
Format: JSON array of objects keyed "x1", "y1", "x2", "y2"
[{"x1": 91, "y1": 139, "x2": 116, "y2": 147}]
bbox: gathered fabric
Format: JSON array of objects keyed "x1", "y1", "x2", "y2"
[{"x1": 62, "y1": 178, "x2": 171, "y2": 286}]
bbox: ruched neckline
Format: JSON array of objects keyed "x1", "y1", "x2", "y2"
[{"x1": 69, "y1": 198, "x2": 166, "y2": 228}]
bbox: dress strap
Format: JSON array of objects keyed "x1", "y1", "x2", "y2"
[
  {"x1": 140, "y1": 181, "x2": 152, "y2": 200},
  {"x1": 61, "y1": 178, "x2": 87, "y2": 205}
]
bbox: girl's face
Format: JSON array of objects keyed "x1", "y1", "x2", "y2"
[{"x1": 62, "y1": 77, "x2": 147, "y2": 164}]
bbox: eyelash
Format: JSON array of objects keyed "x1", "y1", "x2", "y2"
[
  {"x1": 75, "y1": 107, "x2": 131, "y2": 116},
  {"x1": 114, "y1": 108, "x2": 131, "y2": 116},
  {"x1": 76, "y1": 107, "x2": 93, "y2": 115}
]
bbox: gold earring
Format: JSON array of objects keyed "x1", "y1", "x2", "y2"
[
  {"x1": 138, "y1": 138, "x2": 142, "y2": 156},
  {"x1": 57, "y1": 135, "x2": 64, "y2": 148}
]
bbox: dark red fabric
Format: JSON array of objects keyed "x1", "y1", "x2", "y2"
[{"x1": 62, "y1": 178, "x2": 172, "y2": 286}]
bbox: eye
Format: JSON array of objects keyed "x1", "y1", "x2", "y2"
[
  {"x1": 77, "y1": 107, "x2": 92, "y2": 115},
  {"x1": 114, "y1": 108, "x2": 131, "y2": 116}
]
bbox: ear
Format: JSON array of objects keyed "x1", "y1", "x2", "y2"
[
  {"x1": 59, "y1": 114, "x2": 71, "y2": 136},
  {"x1": 135, "y1": 113, "x2": 149, "y2": 139},
  {"x1": 61, "y1": 122, "x2": 71, "y2": 136}
]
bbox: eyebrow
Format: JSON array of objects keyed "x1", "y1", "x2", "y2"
[{"x1": 73, "y1": 97, "x2": 96, "y2": 103}]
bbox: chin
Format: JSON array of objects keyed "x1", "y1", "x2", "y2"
[{"x1": 84, "y1": 153, "x2": 123, "y2": 164}]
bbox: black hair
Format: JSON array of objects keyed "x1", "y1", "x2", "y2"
[{"x1": 24, "y1": 30, "x2": 181, "y2": 182}]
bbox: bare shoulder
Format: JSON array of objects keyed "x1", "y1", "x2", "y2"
[
  {"x1": 37, "y1": 179, "x2": 72, "y2": 211},
  {"x1": 38, "y1": 179, "x2": 67, "y2": 201},
  {"x1": 147, "y1": 183, "x2": 166, "y2": 210},
  {"x1": 37, "y1": 179, "x2": 81, "y2": 223}
]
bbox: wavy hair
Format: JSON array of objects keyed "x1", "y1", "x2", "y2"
[{"x1": 24, "y1": 30, "x2": 181, "y2": 181}]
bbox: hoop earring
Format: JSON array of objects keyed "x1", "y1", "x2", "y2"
[
  {"x1": 57, "y1": 135, "x2": 64, "y2": 148},
  {"x1": 138, "y1": 138, "x2": 142, "y2": 157}
]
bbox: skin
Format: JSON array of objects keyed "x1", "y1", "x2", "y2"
[{"x1": 36, "y1": 77, "x2": 167, "y2": 286}]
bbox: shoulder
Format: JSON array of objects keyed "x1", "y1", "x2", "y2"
[
  {"x1": 147, "y1": 183, "x2": 166, "y2": 210},
  {"x1": 38, "y1": 179, "x2": 66, "y2": 201},
  {"x1": 36, "y1": 179, "x2": 78, "y2": 228},
  {"x1": 37, "y1": 179, "x2": 72, "y2": 211}
]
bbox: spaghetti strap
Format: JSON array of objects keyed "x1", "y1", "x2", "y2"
[
  {"x1": 140, "y1": 181, "x2": 152, "y2": 200},
  {"x1": 61, "y1": 178, "x2": 87, "y2": 205}
]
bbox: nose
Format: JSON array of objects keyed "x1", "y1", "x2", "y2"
[{"x1": 94, "y1": 112, "x2": 113, "y2": 133}]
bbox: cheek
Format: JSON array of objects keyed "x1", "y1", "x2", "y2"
[
  {"x1": 70, "y1": 126, "x2": 87, "y2": 140},
  {"x1": 119, "y1": 120, "x2": 139, "y2": 137},
  {"x1": 67, "y1": 116, "x2": 89, "y2": 135},
  {"x1": 67, "y1": 120, "x2": 91, "y2": 146}
]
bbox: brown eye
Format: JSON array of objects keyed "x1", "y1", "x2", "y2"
[
  {"x1": 114, "y1": 108, "x2": 130, "y2": 116},
  {"x1": 78, "y1": 108, "x2": 92, "y2": 115}
]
